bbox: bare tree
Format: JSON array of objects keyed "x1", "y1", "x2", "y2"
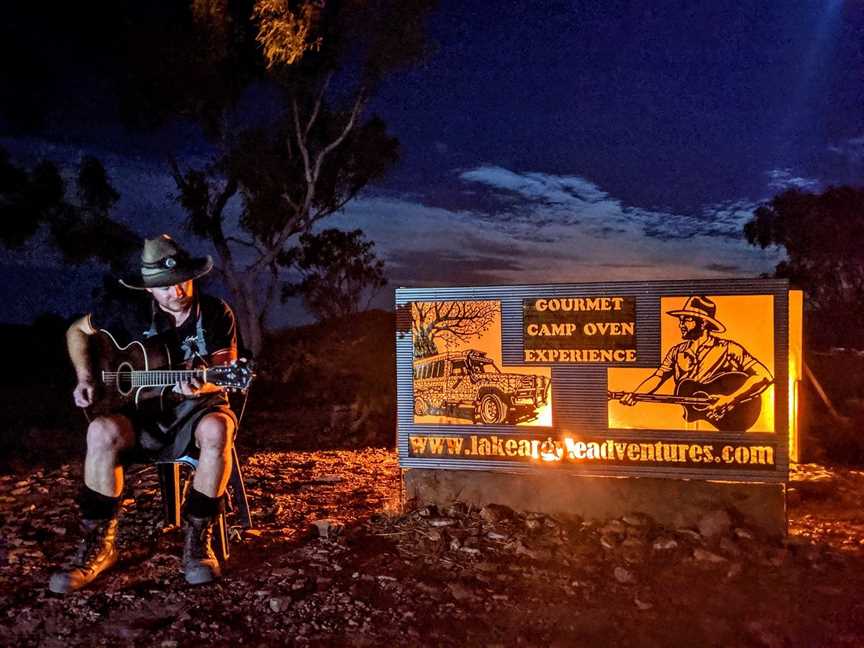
[{"x1": 169, "y1": 0, "x2": 434, "y2": 354}]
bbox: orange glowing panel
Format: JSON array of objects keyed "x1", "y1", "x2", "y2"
[
  {"x1": 788, "y1": 290, "x2": 803, "y2": 461},
  {"x1": 412, "y1": 301, "x2": 553, "y2": 427},
  {"x1": 607, "y1": 295, "x2": 775, "y2": 433}
]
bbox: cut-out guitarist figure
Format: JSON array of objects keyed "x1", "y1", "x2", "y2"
[{"x1": 618, "y1": 296, "x2": 773, "y2": 430}]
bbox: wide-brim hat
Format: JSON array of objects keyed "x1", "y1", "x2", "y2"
[
  {"x1": 119, "y1": 234, "x2": 213, "y2": 290},
  {"x1": 666, "y1": 295, "x2": 726, "y2": 333}
]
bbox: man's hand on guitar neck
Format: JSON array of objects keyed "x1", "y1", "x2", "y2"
[
  {"x1": 175, "y1": 348, "x2": 236, "y2": 398},
  {"x1": 175, "y1": 375, "x2": 224, "y2": 399}
]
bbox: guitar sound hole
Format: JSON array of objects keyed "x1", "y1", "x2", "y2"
[
  {"x1": 116, "y1": 362, "x2": 134, "y2": 395},
  {"x1": 691, "y1": 390, "x2": 710, "y2": 411}
]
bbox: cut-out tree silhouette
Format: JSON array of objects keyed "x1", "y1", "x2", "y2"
[{"x1": 412, "y1": 301, "x2": 498, "y2": 358}]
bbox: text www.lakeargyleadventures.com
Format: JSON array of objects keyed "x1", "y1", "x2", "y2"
[{"x1": 408, "y1": 435, "x2": 775, "y2": 467}]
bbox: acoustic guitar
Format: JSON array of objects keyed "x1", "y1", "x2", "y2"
[
  {"x1": 607, "y1": 371, "x2": 762, "y2": 432},
  {"x1": 85, "y1": 329, "x2": 254, "y2": 418}
]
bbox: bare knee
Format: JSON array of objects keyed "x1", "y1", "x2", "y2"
[
  {"x1": 87, "y1": 416, "x2": 133, "y2": 455},
  {"x1": 195, "y1": 414, "x2": 234, "y2": 452}
]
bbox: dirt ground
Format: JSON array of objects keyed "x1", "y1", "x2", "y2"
[{"x1": 1, "y1": 450, "x2": 863, "y2": 647}]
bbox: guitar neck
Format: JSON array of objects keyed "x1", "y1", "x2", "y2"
[
  {"x1": 102, "y1": 368, "x2": 207, "y2": 388},
  {"x1": 607, "y1": 391, "x2": 711, "y2": 405}
]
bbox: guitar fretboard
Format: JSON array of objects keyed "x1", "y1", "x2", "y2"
[{"x1": 102, "y1": 370, "x2": 206, "y2": 388}]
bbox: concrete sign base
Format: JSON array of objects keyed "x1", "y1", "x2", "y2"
[{"x1": 403, "y1": 468, "x2": 786, "y2": 538}]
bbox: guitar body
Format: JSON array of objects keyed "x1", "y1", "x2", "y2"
[
  {"x1": 675, "y1": 372, "x2": 761, "y2": 432},
  {"x1": 86, "y1": 329, "x2": 173, "y2": 417}
]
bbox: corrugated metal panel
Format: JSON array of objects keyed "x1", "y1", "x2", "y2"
[{"x1": 396, "y1": 279, "x2": 791, "y2": 483}]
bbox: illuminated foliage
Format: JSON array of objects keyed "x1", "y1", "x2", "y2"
[{"x1": 253, "y1": 0, "x2": 323, "y2": 67}]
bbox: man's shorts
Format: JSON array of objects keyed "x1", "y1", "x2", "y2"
[{"x1": 120, "y1": 392, "x2": 238, "y2": 465}]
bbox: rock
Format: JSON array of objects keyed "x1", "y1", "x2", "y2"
[
  {"x1": 445, "y1": 502, "x2": 468, "y2": 517},
  {"x1": 725, "y1": 563, "x2": 743, "y2": 580},
  {"x1": 269, "y1": 597, "x2": 291, "y2": 613},
  {"x1": 634, "y1": 593, "x2": 653, "y2": 610},
  {"x1": 448, "y1": 582, "x2": 475, "y2": 602},
  {"x1": 765, "y1": 548, "x2": 788, "y2": 567},
  {"x1": 613, "y1": 567, "x2": 636, "y2": 584},
  {"x1": 427, "y1": 517, "x2": 457, "y2": 528},
  {"x1": 697, "y1": 509, "x2": 732, "y2": 539},
  {"x1": 733, "y1": 527, "x2": 754, "y2": 541},
  {"x1": 676, "y1": 528, "x2": 701, "y2": 541},
  {"x1": 310, "y1": 519, "x2": 342, "y2": 539},
  {"x1": 600, "y1": 520, "x2": 627, "y2": 535},
  {"x1": 652, "y1": 537, "x2": 678, "y2": 551},
  {"x1": 693, "y1": 548, "x2": 727, "y2": 563},
  {"x1": 623, "y1": 513, "x2": 651, "y2": 528},
  {"x1": 486, "y1": 531, "x2": 509, "y2": 541},
  {"x1": 524, "y1": 518, "x2": 543, "y2": 531},
  {"x1": 514, "y1": 540, "x2": 540, "y2": 560},
  {"x1": 621, "y1": 537, "x2": 646, "y2": 564},
  {"x1": 480, "y1": 504, "x2": 513, "y2": 524}
]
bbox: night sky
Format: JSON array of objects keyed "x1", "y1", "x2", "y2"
[{"x1": 1, "y1": 0, "x2": 861, "y2": 325}]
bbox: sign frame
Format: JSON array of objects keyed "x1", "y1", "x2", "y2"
[{"x1": 396, "y1": 278, "x2": 797, "y2": 483}]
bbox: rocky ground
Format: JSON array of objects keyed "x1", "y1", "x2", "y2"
[{"x1": 1, "y1": 451, "x2": 863, "y2": 647}]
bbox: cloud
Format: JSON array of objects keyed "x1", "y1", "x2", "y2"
[
  {"x1": 457, "y1": 165, "x2": 758, "y2": 242},
  {"x1": 327, "y1": 179, "x2": 782, "y2": 295},
  {"x1": 765, "y1": 168, "x2": 821, "y2": 192},
  {"x1": 828, "y1": 136, "x2": 864, "y2": 165}
]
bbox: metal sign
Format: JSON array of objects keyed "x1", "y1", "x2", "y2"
[{"x1": 396, "y1": 279, "x2": 801, "y2": 483}]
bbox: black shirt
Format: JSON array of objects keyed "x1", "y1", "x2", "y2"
[{"x1": 89, "y1": 292, "x2": 237, "y2": 367}]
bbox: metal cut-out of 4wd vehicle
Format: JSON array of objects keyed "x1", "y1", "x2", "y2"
[{"x1": 413, "y1": 350, "x2": 550, "y2": 425}]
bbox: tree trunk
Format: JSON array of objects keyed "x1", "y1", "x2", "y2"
[
  {"x1": 236, "y1": 295, "x2": 264, "y2": 358},
  {"x1": 221, "y1": 265, "x2": 266, "y2": 358}
]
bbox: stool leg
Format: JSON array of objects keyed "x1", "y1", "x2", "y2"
[
  {"x1": 229, "y1": 446, "x2": 253, "y2": 529},
  {"x1": 157, "y1": 463, "x2": 181, "y2": 528}
]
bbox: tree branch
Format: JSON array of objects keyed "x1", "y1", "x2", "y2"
[{"x1": 304, "y1": 73, "x2": 333, "y2": 138}]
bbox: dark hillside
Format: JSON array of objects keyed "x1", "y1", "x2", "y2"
[
  {"x1": 0, "y1": 316, "x2": 82, "y2": 472},
  {"x1": 240, "y1": 309, "x2": 397, "y2": 450}
]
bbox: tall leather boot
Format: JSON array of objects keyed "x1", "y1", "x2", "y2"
[
  {"x1": 48, "y1": 516, "x2": 120, "y2": 594},
  {"x1": 182, "y1": 513, "x2": 221, "y2": 585}
]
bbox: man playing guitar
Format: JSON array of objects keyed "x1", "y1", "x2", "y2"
[
  {"x1": 618, "y1": 296, "x2": 773, "y2": 429},
  {"x1": 50, "y1": 234, "x2": 239, "y2": 593}
]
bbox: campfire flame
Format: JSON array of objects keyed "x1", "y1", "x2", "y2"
[{"x1": 537, "y1": 437, "x2": 564, "y2": 462}]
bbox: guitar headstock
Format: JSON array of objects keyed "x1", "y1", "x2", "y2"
[{"x1": 209, "y1": 358, "x2": 255, "y2": 392}]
